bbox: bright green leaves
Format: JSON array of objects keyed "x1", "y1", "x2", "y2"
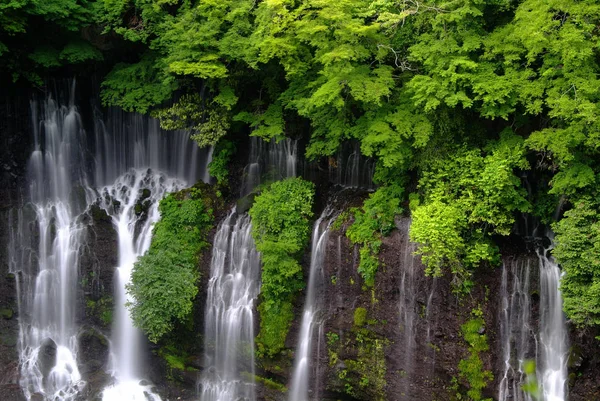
[
  {"x1": 101, "y1": 53, "x2": 177, "y2": 113},
  {"x1": 456, "y1": 308, "x2": 493, "y2": 401},
  {"x1": 249, "y1": 177, "x2": 315, "y2": 357},
  {"x1": 410, "y1": 132, "x2": 530, "y2": 288},
  {"x1": 347, "y1": 185, "x2": 403, "y2": 286},
  {"x1": 553, "y1": 197, "x2": 600, "y2": 329},
  {"x1": 128, "y1": 185, "x2": 214, "y2": 343},
  {"x1": 152, "y1": 88, "x2": 238, "y2": 148}
]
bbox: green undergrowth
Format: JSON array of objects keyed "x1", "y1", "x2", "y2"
[
  {"x1": 327, "y1": 308, "x2": 388, "y2": 400},
  {"x1": 128, "y1": 182, "x2": 218, "y2": 343},
  {"x1": 346, "y1": 185, "x2": 403, "y2": 286},
  {"x1": 453, "y1": 307, "x2": 493, "y2": 401},
  {"x1": 249, "y1": 177, "x2": 315, "y2": 358}
]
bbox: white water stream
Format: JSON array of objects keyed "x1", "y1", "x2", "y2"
[
  {"x1": 8, "y1": 83, "x2": 210, "y2": 401},
  {"x1": 498, "y1": 237, "x2": 568, "y2": 401},
  {"x1": 288, "y1": 211, "x2": 332, "y2": 401}
]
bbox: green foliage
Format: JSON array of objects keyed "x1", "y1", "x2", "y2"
[
  {"x1": 101, "y1": 54, "x2": 178, "y2": 113},
  {"x1": 347, "y1": 185, "x2": 403, "y2": 286},
  {"x1": 328, "y1": 327, "x2": 388, "y2": 401},
  {"x1": 553, "y1": 197, "x2": 600, "y2": 328},
  {"x1": 456, "y1": 308, "x2": 493, "y2": 401},
  {"x1": 249, "y1": 177, "x2": 315, "y2": 357},
  {"x1": 410, "y1": 132, "x2": 530, "y2": 290},
  {"x1": 128, "y1": 185, "x2": 213, "y2": 343},
  {"x1": 208, "y1": 140, "x2": 236, "y2": 187}
]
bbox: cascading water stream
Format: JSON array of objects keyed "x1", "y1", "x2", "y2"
[
  {"x1": 498, "y1": 237, "x2": 568, "y2": 401},
  {"x1": 240, "y1": 137, "x2": 297, "y2": 197},
  {"x1": 199, "y1": 212, "x2": 261, "y2": 401},
  {"x1": 8, "y1": 83, "x2": 211, "y2": 401},
  {"x1": 99, "y1": 170, "x2": 186, "y2": 401},
  {"x1": 537, "y1": 241, "x2": 568, "y2": 401},
  {"x1": 200, "y1": 136, "x2": 297, "y2": 401},
  {"x1": 11, "y1": 94, "x2": 88, "y2": 401},
  {"x1": 498, "y1": 258, "x2": 535, "y2": 401},
  {"x1": 288, "y1": 211, "x2": 332, "y2": 401}
]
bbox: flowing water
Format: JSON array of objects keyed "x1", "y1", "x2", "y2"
[
  {"x1": 198, "y1": 212, "x2": 261, "y2": 401},
  {"x1": 240, "y1": 137, "x2": 297, "y2": 197},
  {"x1": 98, "y1": 170, "x2": 186, "y2": 401},
  {"x1": 10, "y1": 92, "x2": 88, "y2": 401},
  {"x1": 537, "y1": 242, "x2": 568, "y2": 401},
  {"x1": 498, "y1": 239, "x2": 568, "y2": 401},
  {"x1": 288, "y1": 211, "x2": 332, "y2": 401},
  {"x1": 8, "y1": 83, "x2": 210, "y2": 400},
  {"x1": 200, "y1": 135, "x2": 297, "y2": 401}
]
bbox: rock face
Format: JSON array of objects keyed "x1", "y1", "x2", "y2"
[{"x1": 0, "y1": 90, "x2": 32, "y2": 401}]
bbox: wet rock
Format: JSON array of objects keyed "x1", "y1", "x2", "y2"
[
  {"x1": 78, "y1": 327, "x2": 109, "y2": 377},
  {"x1": 38, "y1": 338, "x2": 57, "y2": 381}
]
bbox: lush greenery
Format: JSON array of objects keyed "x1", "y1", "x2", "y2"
[
  {"x1": 553, "y1": 197, "x2": 600, "y2": 329},
  {"x1": 346, "y1": 185, "x2": 403, "y2": 286},
  {"x1": 127, "y1": 184, "x2": 214, "y2": 343},
  {"x1": 248, "y1": 177, "x2": 315, "y2": 357},
  {"x1": 6, "y1": 0, "x2": 600, "y2": 343}
]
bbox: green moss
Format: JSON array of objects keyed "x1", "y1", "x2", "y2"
[
  {"x1": 353, "y1": 307, "x2": 367, "y2": 327},
  {"x1": 241, "y1": 372, "x2": 287, "y2": 392},
  {"x1": 455, "y1": 308, "x2": 493, "y2": 401},
  {"x1": 0, "y1": 308, "x2": 14, "y2": 319},
  {"x1": 327, "y1": 327, "x2": 387, "y2": 401},
  {"x1": 86, "y1": 296, "x2": 113, "y2": 326},
  {"x1": 249, "y1": 177, "x2": 315, "y2": 358}
]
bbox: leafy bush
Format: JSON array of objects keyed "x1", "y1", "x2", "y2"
[
  {"x1": 249, "y1": 177, "x2": 315, "y2": 357},
  {"x1": 346, "y1": 185, "x2": 403, "y2": 286},
  {"x1": 553, "y1": 196, "x2": 600, "y2": 329},
  {"x1": 410, "y1": 132, "x2": 531, "y2": 292},
  {"x1": 208, "y1": 139, "x2": 236, "y2": 187},
  {"x1": 127, "y1": 185, "x2": 213, "y2": 343}
]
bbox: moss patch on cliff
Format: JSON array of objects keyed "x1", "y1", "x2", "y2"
[
  {"x1": 249, "y1": 177, "x2": 315, "y2": 358},
  {"x1": 326, "y1": 313, "x2": 388, "y2": 401}
]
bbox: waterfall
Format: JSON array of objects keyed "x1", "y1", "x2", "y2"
[
  {"x1": 288, "y1": 210, "x2": 332, "y2": 401},
  {"x1": 99, "y1": 170, "x2": 186, "y2": 401},
  {"x1": 328, "y1": 142, "x2": 375, "y2": 190},
  {"x1": 498, "y1": 239, "x2": 568, "y2": 401},
  {"x1": 498, "y1": 258, "x2": 536, "y2": 401},
  {"x1": 200, "y1": 134, "x2": 297, "y2": 401},
  {"x1": 10, "y1": 94, "x2": 89, "y2": 401},
  {"x1": 537, "y1": 242, "x2": 568, "y2": 401},
  {"x1": 240, "y1": 137, "x2": 297, "y2": 197},
  {"x1": 198, "y1": 212, "x2": 261, "y2": 401},
  {"x1": 8, "y1": 82, "x2": 210, "y2": 400}
]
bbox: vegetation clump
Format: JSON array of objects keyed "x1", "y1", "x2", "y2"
[
  {"x1": 127, "y1": 184, "x2": 214, "y2": 343},
  {"x1": 454, "y1": 308, "x2": 493, "y2": 401},
  {"x1": 346, "y1": 185, "x2": 403, "y2": 287},
  {"x1": 248, "y1": 177, "x2": 315, "y2": 357}
]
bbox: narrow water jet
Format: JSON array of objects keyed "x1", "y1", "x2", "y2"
[
  {"x1": 498, "y1": 258, "x2": 535, "y2": 401},
  {"x1": 288, "y1": 210, "x2": 332, "y2": 401},
  {"x1": 240, "y1": 137, "x2": 297, "y2": 197},
  {"x1": 537, "y1": 240, "x2": 568, "y2": 401}
]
